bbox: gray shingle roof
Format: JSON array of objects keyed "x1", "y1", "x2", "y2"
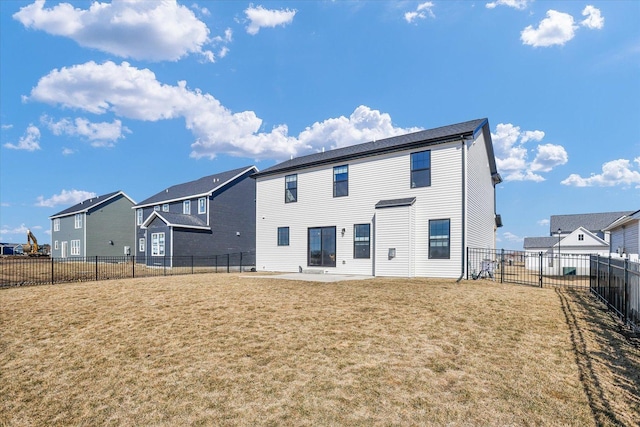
[
  {"x1": 523, "y1": 237, "x2": 558, "y2": 249},
  {"x1": 550, "y1": 211, "x2": 633, "y2": 235},
  {"x1": 144, "y1": 212, "x2": 209, "y2": 230},
  {"x1": 375, "y1": 198, "x2": 417, "y2": 209},
  {"x1": 136, "y1": 166, "x2": 256, "y2": 207},
  {"x1": 50, "y1": 191, "x2": 131, "y2": 218},
  {"x1": 253, "y1": 118, "x2": 489, "y2": 177}
]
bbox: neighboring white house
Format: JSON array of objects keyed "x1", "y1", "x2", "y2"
[
  {"x1": 603, "y1": 209, "x2": 640, "y2": 261},
  {"x1": 253, "y1": 118, "x2": 502, "y2": 278}
]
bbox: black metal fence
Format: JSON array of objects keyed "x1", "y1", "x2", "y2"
[
  {"x1": 467, "y1": 248, "x2": 591, "y2": 289},
  {"x1": 0, "y1": 252, "x2": 256, "y2": 288},
  {"x1": 590, "y1": 255, "x2": 640, "y2": 331}
]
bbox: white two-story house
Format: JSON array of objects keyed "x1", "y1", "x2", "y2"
[{"x1": 253, "y1": 118, "x2": 502, "y2": 278}]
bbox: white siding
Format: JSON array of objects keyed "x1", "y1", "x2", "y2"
[
  {"x1": 375, "y1": 204, "x2": 413, "y2": 277},
  {"x1": 610, "y1": 221, "x2": 640, "y2": 256},
  {"x1": 466, "y1": 131, "x2": 497, "y2": 251},
  {"x1": 256, "y1": 139, "x2": 486, "y2": 278}
]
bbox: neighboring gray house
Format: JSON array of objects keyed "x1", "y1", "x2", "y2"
[
  {"x1": 134, "y1": 166, "x2": 257, "y2": 266},
  {"x1": 550, "y1": 211, "x2": 633, "y2": 241},
  {"x1": 603, "y1": 209, "x2": 640, "y2": 260},
  {"x1": 50, "y1": 191, "x2": 136, "y2": 258}
]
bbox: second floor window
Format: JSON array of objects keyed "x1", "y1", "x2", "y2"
[
  {"x1": 74, "y1": 213, "x2": 82, "y2": 229},
  {"x1": 198, "y1": 197, "x2": 206, "y2": 214},
  {"x1": 53, "y1": 218, "x2": 60, "y2": 232},
  {"x1": 411, "y1": 150, "x2": 431, "y2": 188},
  {"x1": 136, "y1": 209, "x2": 143, "y2": 225},
  {"x1": 162, "y1": 204, "x2": 169, "y2": 212},
  {"x1": 285, "y1": 174, "x2": 297, "y2": 203},
  {"x1": 183, "y1": 200, "x2": 191, "y2": 214},
  {"x1": 333, "y1": 165, "x2": 348, "y2": 197}
]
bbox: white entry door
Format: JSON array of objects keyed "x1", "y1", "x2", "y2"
[{"x1": 61, "y1": 241, "x2": 68, "y2": 258}]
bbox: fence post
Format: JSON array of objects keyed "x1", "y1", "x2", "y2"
[
  {"x1": 95, "y1": 256, "x2": 98, "y2": 282},
  {"x1": 539, "y1": 252, "x2": 543, "y2": 288},
  {"x1": 191, "y1": 255, "x2": 194, "y2": 275},
  {"x1": 51, "y1": 256, "x2": 55, "y2": 285},
  {"x1": 132, "y1": 255, "x2": 135, "y2": 279},
  {"x1": 624, "y1": 258, "x2": 629, "y2": 326},
  {"x1": 240, "y1": 252, "x2": 243, "y2": 273},
  {"x1": 500, "y1": 249, "x2": 504, "y2": 284},
  {"x1": 227, "y1": 254, "x2": 230, "y2": 273},
  {"x1": 607, "y1": 256, "x2": 612, "y2": 310}
]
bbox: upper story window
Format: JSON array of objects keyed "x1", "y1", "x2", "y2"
[
  {"x1": 154, "y1": 205, "x2": 160, "y2": 211},
  {"x1": 578, "y1": 234, "x2": 584, "y2": 241},
  {"x1": 198, "y1": 197, "x2": 207, "y2": 214},
  {"x1": 333, "y1": 165, "x2": 348, "y2": 197},
  {"x1": 162, "y1": 204, "x2": 169, "y2": 212},
  {"x1": 411, "y1": 150, "x2": 431, "y2": 188},
  {"x1": 285, "y1": 174, "x2": 297, "y2": 203},
  {"x1": 183, "y1": 200, "x2": 191, "y2": 215},
  {"x1": 136, "y1": 209, "x2": 143, "y2": 226},
  {"x1": 354, "y1": 224, "x2": 370, "y2": 259},
  {"x1": 429, "y1": 219, "x2": 450, "y2": 259},
  {"x1": 53, "y1": 218, "x2": 60, "y2": 232},
  {"x1": 74, "y1": 213, "x2": 82, "y2": 229}
]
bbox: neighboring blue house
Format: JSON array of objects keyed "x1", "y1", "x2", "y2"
[
  {"x1": 50, "y1": 191, "x2": 136, "y2": 258},
  {"x1": 134, "y1": 166, "x2": 257, "y2": 266}
]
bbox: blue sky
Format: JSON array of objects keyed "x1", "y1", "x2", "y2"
[{"x1": 1, "y1": 0, "x2": 638, "y2": 250}]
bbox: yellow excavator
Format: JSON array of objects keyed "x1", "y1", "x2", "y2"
[{"x1": 24, "y1": 229, "x2": 45, "y2": 256}]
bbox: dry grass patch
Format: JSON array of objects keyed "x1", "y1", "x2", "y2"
[{"x1": 1, "y1": 275, "x2": 638, "y2": 426}]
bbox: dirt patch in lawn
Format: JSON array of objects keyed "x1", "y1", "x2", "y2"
[{"x1": 1, "y1": 274, "x2": 638, "y2": 426}]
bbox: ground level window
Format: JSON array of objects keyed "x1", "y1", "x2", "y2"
[
  {"x1": 139, "y1": 238, "x2": 146, "y2": 253},
  {"x1": 308, "y1": 226, "x2": 336, "y2": 267},
  {"x1": 429, "y1": 219, "x2": 450, "y2": 259},
  {"x1": 71, "y1": 239, "x2": 81, "y2": 256},
  {"x1": 354, "y1": 224, "x2": 370, "y2": 259},
  {"x1": 278, "y1": 227, "x2": 290, "y2": 246},
  {"x1": 151, "y1": 232, "x2": 165, "y2": 256}
]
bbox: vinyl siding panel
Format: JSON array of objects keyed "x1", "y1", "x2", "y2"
[
  {"x1": 375, "y1": 205, "x2": 413, "y2": 277},
  {"x1": 257, "y1": 141, "x2": 466, "y2": 278},
  {"x1": 85, "y1": 194, "x2": 135, "y2": 257},
  {"x1": 610, "y1": 222, "x2": 639, "y2": 255}
]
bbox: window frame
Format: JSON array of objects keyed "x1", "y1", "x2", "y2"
[
  {"x1": 70, "y1": 239, "x2": 81, "y2": 256},
  {"x1": 151, "y1": 232, "x2": 165, "y2": 256},
  {"x1": 154, "y1": 205, "x2": 160, "y2": 211},
  {"x1": 410, "y1": 150, "x2": 431, "y2": 188},
  {"x1": 429, "y1": 219, "x2": 450, "y2": 259},
  {"x1": 285, "y1": 174, "x2": 298, "y2": 203},
  {"x1": 162, "y1": 203, "x2": 169, "y2": 212},
  {"x1": 54, "y1": 240, "x2": 59, "y2": 250},
  {"x1": 53, "y1": 218, "x2": 60, "y2": 232},
  {"x1": 277, "y1": 227, "x2": 290, "y2": 246},
  {"x1": 333, "y1": 165, "x2": 348, "y2": 197},
  {"x1": 578, "y1": 234, "x2": 584, "y2": 241},
  {"x1": 183, "y1": 200, "x2": 191, "y2": 215},
  {"x1": 74, "y1": 213, "x2": 82, "y2": 229},
  {"x1": 136, "y1": 209, "x2": 143, "y2": 226},
  {"x1": 139, "y1": 237, "x2": 146, "y2": 253},
  {"x1": 198, "y1": 197, "x2": 207, "y2": 214},
  {"x1": 308, "y1": 226, "x2": 337, "y2": 267},
  {"x1": 353, "y1": 224, "x2": 371, "y2": 259}
]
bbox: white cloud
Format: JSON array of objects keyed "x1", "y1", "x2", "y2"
[
  {"x1": 3, "y1": 125, "x2": 41, "y2": 151},
  {"x1": 0, "y1": 223, "x2": 30, "y2": 237},
  {"x1": 491, "y1": 123, "x2": 568, "y2": 182},
  {"x1": 404, "y1": 2, "x2": 435, "y2": 23},
  {"x1": 501, "y1": 231, "x2": 523, "y2": 242},
  {"x1": 581, "y1": 5, "x2": 604, "y2": 30},
  {"x1": 486, "y1": 0, "x2": 530, "y2": 10},
  {"x1": 62, "y1": 147, "x2": 76, "y2": 155},
  {"x1": 561, "y1": 158, "x2": 640, "y2": 188},
  {"x1": 28, "y1": 61, "x2": 420, "y2": 161},
  {"x1": 245, "y1": 5, "x2": 296, "y2": 35},
  {"x1": 537, "y1": 219, "x2": 550, "y2": 227},
  {"x1": 1, "y1": 124, "x2": 13, "y2": 130},
  {"x1": 36, "y1": 189, "x2": 97, "y2": 208},
  {"x1": 13, "y1": 0, "x2": 213, "y2": 62},
  {"x1": 521, "y1": 10, "x2": 577, "y2": 47},
  {"x1": 42, "y1": 116, "x2": 130, "y2": 147}
]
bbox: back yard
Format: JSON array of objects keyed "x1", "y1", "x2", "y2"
[{"x1": 1, "y1": 275, "x2": 638, "y2": 426}]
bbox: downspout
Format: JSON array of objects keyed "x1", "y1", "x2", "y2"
[{"x1": 457, "y1": 136, "x2": 467, "y2": 282}]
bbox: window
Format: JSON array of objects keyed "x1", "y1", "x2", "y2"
[
  {"x1": 578, "y1": 234, "x2": 584, "y2": 241},
  {"x1": 411, "y1": 150, "x2": 431, "y2": 188},
  {"x1": 154, "y1": 205, "x2": 160, "y2": 211},
  {"x1": 198, "y1": 197, "x2": 206, "y2": 214},
  {"x1": 54, "y1": 241, "x2": 59, "y2": 250},
  {"x1": 136, "y1": 209, "x2": 143, "y2": 225},
  {"x1": 354, "y1": 224, "x2": 371, "y2": 259},
  {"x1": 53, "y1": 218, "x2": 60, "y2": 232},
  {"x1": 139, "y1": 238, "x2": 146, "y2": 253},
  {"x1": 308, "y1": 226, "x2": 336, "y2": 267},
  {"x1": 74, "y1": 213, "x2": 82, "y2": 229},
  {"x1": 429, "y1": 219, "x2": 450, "y2": 259},
  {"x1": 278, "y1": 227, "x2": 290, "y2": 246},
  {"x1": 71, "y1": 239, "x2": 80, "y2": 256},
  {"x1": 183, "y1": 200, "x2": 191, "y2": 215},
  {"x1": 333, "y1": 165, "x2": 348, "y2": 197},
  {"x1": 285, "y1": 174, "x2": 297, "y2": 203},
  {"x1": 162, "y1": 204, "x2": 169, "y2": 212},
  {"x1": 151, "y1": 232, "x2": 165, "y2": 256}
]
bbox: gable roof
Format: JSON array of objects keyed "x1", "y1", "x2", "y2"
[
  {"x1": 550, "y1": 211, "x2": 633, "y2": 235},
  {"x1": 136, "y1": 166, "x2": 257, "y2": 208},
  {"x1": 141, "y1": 211, "x2": 210, "y2": 230},
  {"x1": 603, "y1": 209, "x2": 640, "y2": 231},
  {"x1": 253, "y1": 118, "x2": 495, "y2": 178},
  {"x1": 50, "y1": 191, "x2": 135, "y2": 219}
]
